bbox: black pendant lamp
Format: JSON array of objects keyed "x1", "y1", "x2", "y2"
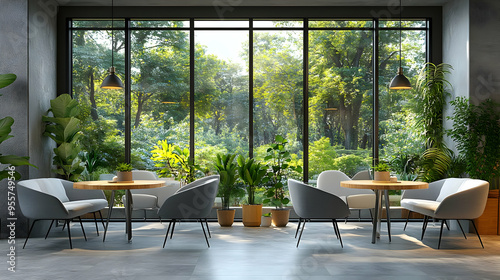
[
  {"x1": 389, "y1": 0, "x2": 412, "y2": 90},
  {"x1": 101, "y1": 0, "x2": 124, "y2": 89}
]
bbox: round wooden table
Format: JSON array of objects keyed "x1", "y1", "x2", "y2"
[
  {"x1": 74, "y1": 180, "x2": 166, "y2": 242},
  {"x1": 341, "y1": 180, "x2": 428, "y2": 244}
]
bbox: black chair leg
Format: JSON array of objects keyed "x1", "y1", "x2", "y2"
[
  {"x1": 332, "y1": 219, "x2": 339, "y2": 239},
  {"x1": 163, "y1": 220, "x2": 172, "y2": 248},
  {"x1": 335, "y1": 220, "x2": 344, "y2": 248},
  {"x1": 369, "y1": 209, "x2": 374, "y2": 224},
  {"x1": 421, "y1": 215, "x2": 429, "y2": 240},
  {"x1": 470, "y1": 219, "x2": 484, "y2": 249},
  {"x1": 296, "y1": 220, "x2": 306, "y2": 247},
  {"x1": 403, "y1": 210, "x2": 411, "y2": 231},
  {"x1": 200, "y1": 220, "x2": 210, "y2": 248},
  {"x1": 45, "y1": 220, "x2": 55, "y2": 239},
  {"x1": 457, "y1": 220, "x2": 467, "y2": 239},
  {"x1": 93, "y1": 212, "x2": 99, "y2": 236},
  {"x1": 444, "y1": 219, "x2": 450, "y2": 231},
  {"x1": 438, "y1": 219, "x2": 445, "y2": 249},
  {"x1": 78, "y1": 216, "x2": 87, "y2": 241},
  {"x1": 205, "y1": 219, "x2": 211, "y2": 238},
  {"x1": 170, "y1": 220, "x2": 176, "y2": 239},
  {"x1": 98, "y1": 210, "x2": 105, "y2": 228},
  {"x1": 295, "y1": 218, "x2": 302, "y2": 238},
  {"x1": 66, "y1": 220, "x2": 73, "y2": 249},
  {"x1": 23, "y1": 219, "x2": 38, "y2": 249}
]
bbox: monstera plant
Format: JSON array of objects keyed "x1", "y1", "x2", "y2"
[
  {"x1": 43, "y1": 94, "x2": 84, "y2": 181},
  {"x1": 0, "y1": 74, "x2": 35, "y2": 180}
]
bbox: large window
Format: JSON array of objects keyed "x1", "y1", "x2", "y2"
[{"x1": 70, "y1": 18, "x2": 428, "y2": 182}]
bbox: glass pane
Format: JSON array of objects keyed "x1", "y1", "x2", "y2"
[
  {"x1": 253, "y1": 30, "x2": 304, "y2": 182},
  {"x1": 194, "y1": 30, "x2": 249, "y2": 172},
  {"x1": 253, "y1": 20, "x2": 303, "y2": 28},
  {"x1": 309, "y1": 20, "x2": 373, "y2": 28},
  {"x1": 72, "y1": 20, "x2": 125, "y2": 28},
  {"x1": 72, "y1": 28, "x2": 125, "y2": 204},
  {"x1": 195, "y1": 20, "x2": 249, "y2": 28},
  {"x1": 379, "y1": 20, "x2": 426, "y2": 28},
  {"x1": 378, "y1": 28, "x2": 427, "y2": 185},
  {"x1": 130, "y1": 20, "x2": 189, "y2": 28},
  {"x1": 308, "y1": 29, "x2": 374, "y2": 180},
  {"x1": 130, "y1": 30, "x2": 190, "y2": 173}
]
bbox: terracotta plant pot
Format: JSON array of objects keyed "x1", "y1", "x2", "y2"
[
  {"x1": 217, "y1": 209, "x2": 236, "y2": 227},
  {"x1": 271, "y1": 209, "x2": 290, "y2": 227},
  {"x1": 116, "y1": 171, "x2": 133, "y2": 182},
  {"x1": 374, "y1": 171, "x2": 390, "y2": 182},
  {"x1": 261, "y1": 216, "x2": 272, "y2": 227},
  {"x1": 242, "y1": 204, "x2": 262, "y2": 227}
]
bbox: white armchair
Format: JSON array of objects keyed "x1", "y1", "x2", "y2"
[
  {"x1": 317, "y1": 170, "x2": 375, "y2": 222},
  {"x1": 121, "y1": 170, "x2": 180, "y2": 221},
  {"x1": 401, "y1": 178, "x2": 489, "y2": 248}
]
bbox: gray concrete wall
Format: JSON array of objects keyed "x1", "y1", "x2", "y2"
[
  {"x1": 28, "y1": 0, "x2": 58, "y2": 178},
  {"x1": 0, "y1": 0, "x2": 57, "y2": 239},
  {"x1": 442, "y1": 0, "x2": 469, "y2": 152},
  {"x1": 469, "y1": 0, "x2": 500, "y2": 105}
]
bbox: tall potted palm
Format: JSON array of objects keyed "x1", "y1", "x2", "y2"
[
  {"x1": 214, "y1": 153, "x2": 239, "y2": 226},
  {"x1": 237, "y1": 155, "x2": 267, "y2": 227}
]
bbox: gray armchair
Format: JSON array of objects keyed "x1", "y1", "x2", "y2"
[
  {"x1": 288, "y1": 179, "x2": 350, "y2": 247},
  {"x1": 401, "y1": 178, "x2": 489, "y2": 248},
  {"x1": 18, "y1": 178, "x2": 108, "y2": 249},
  {"x1": 157, "y1": 177, "x2": 219, "y2": 248}
]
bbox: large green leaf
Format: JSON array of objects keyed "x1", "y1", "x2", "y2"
[
  {"x1": 0, "y1": 155, "x2": 35, "y2": 167},
  {"x1": 0, "y1": 74, "x2": 16, "y2": 89},
  {"x1": 0, "y1": 116, "x2": 14, "y2": 144},
  {"x1": 49, "y1": 94, "x2": 80, "y2": 118}
]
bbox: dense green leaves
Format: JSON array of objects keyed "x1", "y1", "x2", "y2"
[{"x1": 214, "y1": 153, "x2": 240, "y2": 209}]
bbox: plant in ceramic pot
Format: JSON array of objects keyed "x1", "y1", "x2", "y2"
[
  {"x1": 373, "y1": 162, "x2": 391, "y2": 182},
  {"x1": 263, "y1": 135, "x2": 302, "y2": 227},
  {"x1": 261, "y1": 212, "x2": 272, "y2": 227},
  {"x1": 237, "y1": 155, "x2": 268, "y2": 227},
  {"x1": 116, "y1": 163, "x2": 133, "y2": 182},
  {"x1": 214, "y1": 153, "x2": 240, "y2": 227}
]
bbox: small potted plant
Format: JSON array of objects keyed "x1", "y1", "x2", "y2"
[
  {"x1": 116, "y1": 163, "x2": 133, "y2": 182},
  {"x1": 261, "y1": 212, "x2": 272, "y2": 227},
  {"x1": 214, "y1": 153, "x2": 240, "y2": 227},
  {"x1": 373, "y1": 162, "x2": 391, "y2": 182},
  {"x1": 237, "y1": 155, "x2": 268, "y2": 227}
]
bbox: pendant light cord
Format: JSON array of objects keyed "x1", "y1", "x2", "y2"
[
  {"x1": 111, "y1": 0, "x2": 114, "y2": 67},
  {"x1": 399, "y1": 0, "x2": 402, "y2": 69}
]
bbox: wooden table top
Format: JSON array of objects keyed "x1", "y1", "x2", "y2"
[
  {"x1": 73, "y1": 180, "x2": 166, "y2": 190},
  {"x1": 340, "y1": 180, "x2": 428, "y2": 190}
]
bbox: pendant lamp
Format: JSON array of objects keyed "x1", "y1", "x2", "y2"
[
  {"x1": 389, "y1": 0, "x2": 411, "y2": 90},
  {"x1": 101, "y1": 0, "x2": 124, "y2": 89}
]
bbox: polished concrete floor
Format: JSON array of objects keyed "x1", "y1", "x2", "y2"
[{"x1": 2, "y1": 219, "x2": 500, "y2": 279}]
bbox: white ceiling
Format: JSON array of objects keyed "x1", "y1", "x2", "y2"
[{"x1": 56, "y1": 0, "x2": 450, "y2": 7}]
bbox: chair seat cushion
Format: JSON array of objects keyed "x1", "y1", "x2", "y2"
[
  {"x1": 77, "y1": 199, "x2": 108, "y2": 210},
  {"x1": 63, "y1": 201, "x2": 97, "y2": 218},
  {"x1": 400, "y1": 198, "x2": 440, "y2": 217},
  {"x1": 347, "y1": 194, "x2": 375, "y2": 209},
  {"x1": 123, "y1": 194, "x2": 158, "y2": 209}
]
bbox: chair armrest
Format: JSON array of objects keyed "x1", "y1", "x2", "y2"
[
  {"x1": 61, "y1": 179, "x2": 106, "y2": 201},
  {"x1": 434, "y1": 183, "x2": 489, "y2": 220},
  {"x1": 18, "y1": 186, "x2": 69, "y2": 219},
  {"x1": 401, "y1": 180, "x2": 444, "y2": 201}
]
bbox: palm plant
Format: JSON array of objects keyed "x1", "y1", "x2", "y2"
[
  {"x1": 237, "y1": 155, "x2": 267, "y2": 205},
  {"x1": 214, "y1": 153, "x2": 239, "y2": 210}
]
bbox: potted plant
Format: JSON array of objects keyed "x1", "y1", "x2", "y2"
[
  {"x1": 237, "y1": 155, "x2": 267, "y2": 227},
  {"x1": 261, "y1": 212, "x2": 272, "y2": 227},
  {"x1": 214, "y1": 153, "x2": 240, "y2": 227},
  {"x1": 116, "y1": 163, "x2": 133, "y2": 182},
  {"x1": 263, "y1": 135, "x2": 302, "y2": 227},
  {"x1": 373, "y1": 162, "x2": 391, "y2": 182}
]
